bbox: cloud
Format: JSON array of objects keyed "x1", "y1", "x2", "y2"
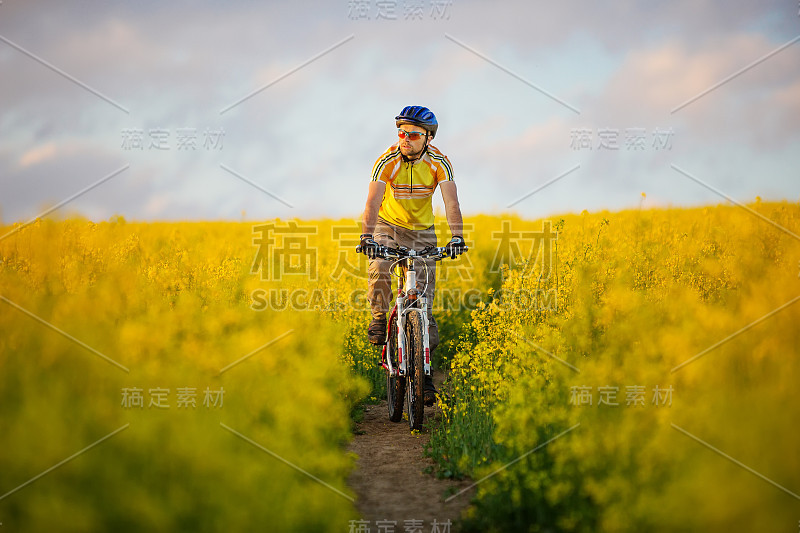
[
  {"x1": 1, "y1": 0, "x2": 798, "y2": 222},
  {"x1": 581, "y1": 32, "x2": 800, "y2": 147},
  {"x1": 18, "y1": 143, "x2": 59, "y2": 168},
  {"x1": 774, "y1": 78, "x2": 800, "y2": 118}
]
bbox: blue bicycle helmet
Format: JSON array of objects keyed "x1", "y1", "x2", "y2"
[{"x1": 395, "y1": 105, "x2": 438, "y2": 138}]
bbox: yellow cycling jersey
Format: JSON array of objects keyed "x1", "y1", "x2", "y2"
[{"x1": 370, "y1": 143, "x2": 454, "y2": 230}]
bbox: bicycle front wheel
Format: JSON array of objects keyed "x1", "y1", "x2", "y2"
[
  {"x1": 386, "y1": 312, "x2": 405, "y2": 422},
  {"x1": 405, "y1": 309, "x2": 425, "y2": 431}
]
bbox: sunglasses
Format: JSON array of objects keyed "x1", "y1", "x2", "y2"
[{"x1": 397, "y1": 129, "x2": 427, "y2": 141}]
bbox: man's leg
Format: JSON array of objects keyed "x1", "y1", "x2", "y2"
[{"x1": 366, "y1": 220, "x2": 396, "y2": 345}]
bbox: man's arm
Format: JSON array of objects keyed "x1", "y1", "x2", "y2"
[
  {"x1": 439, "y1": 181, "x2": 463, "y2": 237},
  {"x1": 362, "y1": 180, "x2": 386, "y2": 235}
]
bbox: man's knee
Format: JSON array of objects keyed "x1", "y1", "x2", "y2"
[{"x1": 368, "y1": 258, "x2": 391, "y2": 290}]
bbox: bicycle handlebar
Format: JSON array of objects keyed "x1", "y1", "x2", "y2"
[{"x1": 355, "y1": 244, "x2": 468, "y2": 261}]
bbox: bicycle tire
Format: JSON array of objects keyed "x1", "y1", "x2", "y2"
[
  {"x1": 386, "y1": 312, "x2": 406, "y2": 422},
  {"x1": 405, "y1": 309, "x2": 425, "y2": 431}
]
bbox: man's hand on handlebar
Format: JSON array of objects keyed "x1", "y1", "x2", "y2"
[
  {"x1": 444, "y1": 235, "x2": 467, "y2": 259},
  {"x1": 357, "y1": 233, "x2": 382, "y2": 259}
]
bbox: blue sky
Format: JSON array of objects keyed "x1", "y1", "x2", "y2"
[{"x1": 1, "y1": 0, "x2": 798, "y2": 223}]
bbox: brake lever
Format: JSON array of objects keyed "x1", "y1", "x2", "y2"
[{"x1": 418, "y1": 245, "x2": 437, "y2": 255}]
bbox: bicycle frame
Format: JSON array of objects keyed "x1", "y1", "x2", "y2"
[
  {"x1": 383, "y1": 250, "x2": 431, "y2": 379},
  {"x1": 374, "y1": 244, "x2": 466, "y2": 382}
]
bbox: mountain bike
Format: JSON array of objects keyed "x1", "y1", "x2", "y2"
[{"x1": 358, "y1": 244, "x2": 467, "y2": 430}]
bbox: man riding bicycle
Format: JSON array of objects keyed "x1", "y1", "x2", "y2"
[{"x1": 358, "y1": 105, "x2": 467, "y2": 406}]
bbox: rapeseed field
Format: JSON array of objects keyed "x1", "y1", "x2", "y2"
[{"x1": 2, "y1": 201, "x2": 798, "y2": 531}]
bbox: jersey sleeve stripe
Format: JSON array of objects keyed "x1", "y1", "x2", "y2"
[
  {"x1": 429, "y1": 153, "x2": 454, "y2": 181},
  {"x1": 371, "y1": 149, "x2": 401, "y2": 182}
]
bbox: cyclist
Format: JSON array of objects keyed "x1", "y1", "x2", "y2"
[{"x1": 358, "y1": 105, "x2": 467, "y2": 406}]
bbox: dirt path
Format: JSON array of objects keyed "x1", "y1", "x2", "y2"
[{"x1": 347, "y1": 372, "x2": 475, "y2": 531}]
